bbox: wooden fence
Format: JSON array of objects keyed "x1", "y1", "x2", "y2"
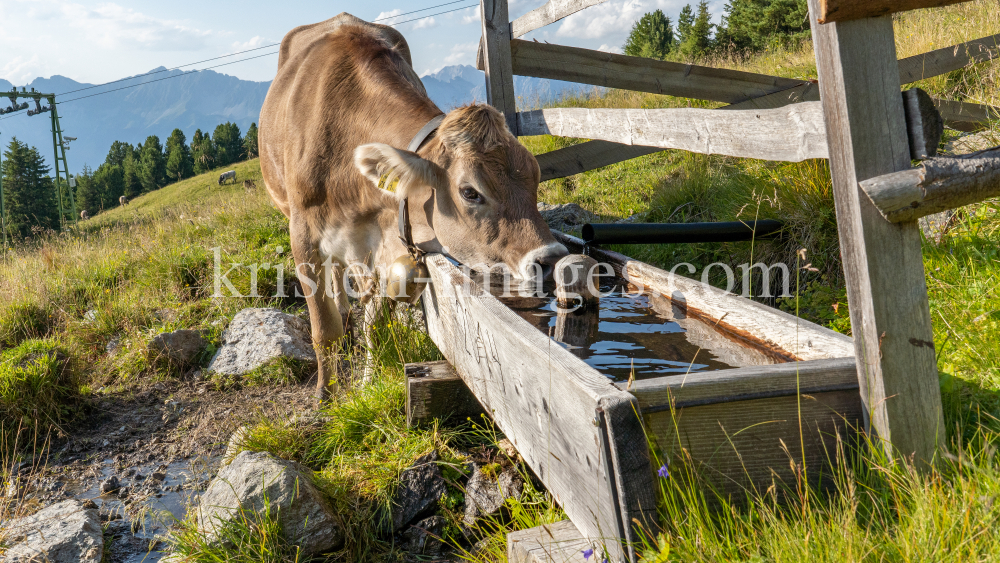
[{"x1": 444, "y1": 0, "x2": 1000, "y2": 560}]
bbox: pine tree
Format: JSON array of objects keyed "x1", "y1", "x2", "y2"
[
  {"x1": 679, "y1": 1, "x2": 714, "y2": 59},
  {"x1": 1, "y1": 137, "x2": 59, "y2": 238},
  {"x1": 192, "y1": 129, "x2": 216, "y2": 175},
  {"x1": 623, "y1": 10, "x2": 674, "y2": 60},
  {"x1": 105, "y1": 141, "x2": 133, "y2": 168},
  {"x1": 122, "y1": 152, "x2": 143, "y2": 199},
  {"x1": 139, "y1": 135, "x2": 166, "y2": 192},
  {"x1": 677, "y1": 4, "x2": 694, "y2": 46},
  {"x1": 243, "y1": 123, "x2": 259, "y2": 160},
  {"x1": 212, "y1": 122, "x2": 243, "y2": 167},
  {"x1": 76, "y1": 164, "x2": 102, "y2": 216},
  {"x1": 165, "y1": 129, "x2": 194, "y2": 183},
  {"x1": 717, "y1": 0, "x2": 810, "y2": 53}
]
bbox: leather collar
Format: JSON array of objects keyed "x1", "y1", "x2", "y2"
[{"x1": 407, "y1": 114, "x2": 445, "y2": 153}]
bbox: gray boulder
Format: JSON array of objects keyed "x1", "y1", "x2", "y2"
[
  {"x1": 463, "y1": 463, "x2": 524, "y2": 525},
  {"x1": 402, "y1": 515, "x2": 446, "y2": 556},
  {"x1": 2, "y1": 499, "x2": 103, "y2": 562},
  {"x1": 196, "y1": 451, "x2": 342, "y2": 557},
  {"x1": 207, "y1": 308, "x2": 316, "y2": 375},
  {"x1": 537, "y1": 202, "x2": 596, "y2": 234},
  {"x1": 391, "y1": 452, "x2": 446, "y2": 532},
  {"x1": 148, "y1": 329, "x2": 205, "y2": 365}
]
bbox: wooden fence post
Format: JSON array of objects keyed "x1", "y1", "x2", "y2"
[
  {"x1": 807, "y1": 0, "x2": 945, "y2": 465},
  {"x1": 480, "y1": 0, "x2": 519, "y2": 134}
]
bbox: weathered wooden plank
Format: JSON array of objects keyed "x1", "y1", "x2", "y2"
[
  {"x1": 405, "y1": 361, "x2": 485, "y2": 428},
  {"x1": 898, "y1": 33, "x2": 1000, "y2": 84},
  {"x1": 421, "y1": 254, "x2": 655, "y2": 561},
  {"x1": 519, "y1": 104, "x2": 829, "y2": 162},
  {"x1": 509, "y1": 520, "x2": 590, "y2": 563},
  {"x1": 536, "y1": 141, "x2": 661, "y2": 182},
  {"x1": 511, "y1": 39, "x2": 808, "y2": 104},
  {"x1": 481, "y1": 0, "x2": 519, "y2": 134},
  {"x1": 646, "y1": 389, "x2": 863, "y2": 496},
  {"x1": 511, "y1": 0, "x2": 607, "y2": 39},
  {"x1": 624, "y1": 357, "x2": 859, "y2": 411},
  {"x1": 818, "y1": 0, "x2": 975, "y2": 23},
  {"x1": 552, "y1": 231, "x2": 856, "y2": 362},
  {"x1": 808, "y1": 0, "x2": 944, "y2": 465},
  {"x1": 933, "y1": 97, "x2": 1000, "y2": 132},
  {"x1": 860, "y1": 146, "x2": 1000, "y2": 223}
]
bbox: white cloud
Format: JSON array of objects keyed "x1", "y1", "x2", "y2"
[
  {"x1": 231, "y1": 35, "x2": 276, "y2": 52},
  {"x1": 1, "y1": 54, "x2": 46, "y2": 84},
  {"x1": 461, "y1": 5, "x2": 480, "y2": 25},
  {"x1": 58, "y1": 1, "x2": 212, "y2": 51},
  {"x1": 443, "y1": 41, "x2": 479, "y2": 66},
  {"x1": 555, "y1": 0, "x2": 650, "y2": 40},
  {"x1": 374, "y1": 8, "x2": 403, "y2": 25},
  {"x1": 597, "y1": 44, "x2": 623, "y2": 53},
  {"x1": 412, "y1": 16, "x2": 437, "y2": 30}
]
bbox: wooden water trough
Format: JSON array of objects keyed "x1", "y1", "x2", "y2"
[{"x1": 419, "y1": 232, "x2": 859, "y2": 561}]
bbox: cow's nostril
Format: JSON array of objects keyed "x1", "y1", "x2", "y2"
[{"x1": 535, "y1": 261, "x2": 554, "y2": 280}]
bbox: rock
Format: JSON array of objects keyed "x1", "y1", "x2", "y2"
[
  {"x1": 148, "y1": 329, "x2": 206, "y2": 366},
  {"x1": 99, "y1": 475, "x2": 121, "y2": 494},
  {"x1": 105, "y1": 334, "x2": 123, "y2": 355},
  {"x1": 537, "y1": 202, "x2": 596, "y2": 234},
  {"x1": 206, "y1": 308, "x2": 316, "y2": 376},
  {"x1": 3, "y1": 499, "x2": 103, "y2": 562},
  {"x1": 83, "y1": 309, "x2": 98, "y2": 322},
  {"x1": 402, "y1": 515, "x2": 446, "y2": 556},
  {"x1": 463, "y1": 464, "x2": 524, "y2": 525},
  {"x1": 391, "y1": 451, "x2": 446, "y2": 532},
  {"x1": 196, "y1": 451, "x2": 342, "y2": 557}
]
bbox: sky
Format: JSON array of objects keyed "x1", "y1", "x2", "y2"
[{"x1": 0, "y1": 0, "x2": 727, "y2": 85}]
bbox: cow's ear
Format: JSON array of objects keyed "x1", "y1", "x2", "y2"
[{"x1": 354, "y1": 143, "x2": 445, "y2": 198}]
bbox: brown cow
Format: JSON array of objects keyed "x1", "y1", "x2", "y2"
[{"x1": 260, "y1": 13, "x2": 567, "y2": 399}]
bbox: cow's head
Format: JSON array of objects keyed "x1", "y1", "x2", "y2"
[{"x1": 354, "y1": 104, "x2": 567, "y2": 279}]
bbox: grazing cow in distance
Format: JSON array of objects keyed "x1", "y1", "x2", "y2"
[
  {"x1": 243, "y1": 179, "x2": 256, "y2": 191},
  {"x1": 218, "y1": 170, "x2": 237, "y2": 185},
  {"x1": 119, "y1": 195, "x2": 128, "y2": 207},
  {"x1": 80, "y1": 210, "x2": 89, "y2": 220},
  {"x1": 260, "y1": 13, "x2": 567, "y2": 400}
]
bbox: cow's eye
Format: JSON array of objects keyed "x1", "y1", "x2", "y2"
[{"x1": 460, "y1": 186, "x2": 482, "y2": 203}]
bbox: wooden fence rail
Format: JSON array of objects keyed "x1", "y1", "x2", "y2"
[
  {"x1": 861, "y1": 145, "x2": 1000, "y2": 223},
  {"x1": 521, "y1": 33, "x2": 999, "y2": 180},
  {"x1": 518, "y1": 104, "x2": 829, "y2": 161}
]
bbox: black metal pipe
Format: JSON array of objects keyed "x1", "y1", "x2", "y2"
[{"x1": 581, "y1": 220, "x2": 783, "y2": 245}]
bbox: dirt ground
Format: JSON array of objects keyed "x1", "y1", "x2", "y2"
[{"x1": 4, "y1": 378, "x2": 317, "y2": 562}]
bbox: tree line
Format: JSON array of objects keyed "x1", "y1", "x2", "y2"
[
  {"x1": 0, "y1": 121, "x2": 259, "y2": 240},
  {"x1": 623, "y1": 0, "x2": 810, "y2": 61}
]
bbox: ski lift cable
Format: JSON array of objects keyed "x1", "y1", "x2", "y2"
[{"x1": 0, "y1": 1, "x2": 478, "y2": 122}]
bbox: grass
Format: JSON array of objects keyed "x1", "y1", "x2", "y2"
[{"x1": 2, "y1": 1, "x2": 1000, "y2": 560}]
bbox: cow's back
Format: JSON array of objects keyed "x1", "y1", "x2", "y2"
[{"x1": 260, "y1": 13, "x2": 433, "y2": 218}]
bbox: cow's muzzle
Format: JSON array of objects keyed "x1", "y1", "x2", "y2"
[{"x1": 517, "y1": 242, "x2": 569, "y2": 280}]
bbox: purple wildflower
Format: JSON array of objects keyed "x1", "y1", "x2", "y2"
[
  {"x1": 657, "y1": 461, "x2": 670, "y2": 478},
  {"x1": 582, "y1": 548, "x2": 594, "y2": 560}
]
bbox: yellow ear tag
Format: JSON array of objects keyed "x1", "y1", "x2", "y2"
[{"x1": 379, "y1": 174, "x2": 401, "y2": 193}]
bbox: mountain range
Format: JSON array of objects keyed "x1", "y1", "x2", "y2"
[{"x1": 0, "y1": 65, "x2": 588, "y2": 175}]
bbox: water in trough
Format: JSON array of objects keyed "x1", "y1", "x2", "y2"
[{"x1": 481, "y1": 275, "x2": 786, "y2": 382}]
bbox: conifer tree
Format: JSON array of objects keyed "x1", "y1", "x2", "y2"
[
  {"x1": 243, "y1": 123, "x2": 259, "y2": 160},
  {"x1": 676, "y1": 4, "x2": 694, "y2": 46},
  {"x1": 192, "y1": 129, "x2": 216, "y2": 175},
  {"x1": 165, "y1": 129, "x2": 194, "y2": 183},
  {"x1": 212, "y1": 122, "x2": 243, "y2": 167},
  {"x1": 139, "y1": 135, "x2": 166, "y2": 192},
  {"x1": 623, "y1": 10, "x2": 674, "y2": 60},
  {"x1": 717, "y1": 0, "x2": 810, "y2": 52},
  {"x1": 679, "y1": 1, "x2": 714, "y2": 58},
  {"x1": 1, "y1": 137, "x2": 59, "y2": 238}
]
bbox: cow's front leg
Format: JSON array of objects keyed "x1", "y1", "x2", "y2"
[{"x1": 290, "y1": 223, "x2": 345, "y2": 402}]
